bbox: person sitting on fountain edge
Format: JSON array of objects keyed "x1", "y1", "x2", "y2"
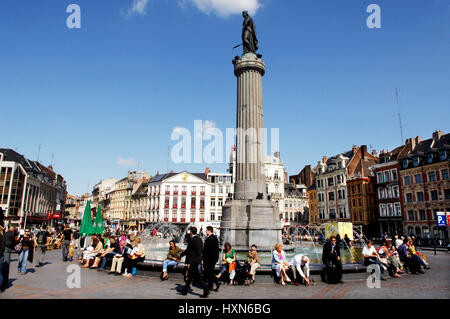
[
  {"x1": 272, "y1": 243, "x2": 291, "y2": 286},
  {"x1": 161, "y1": 240, "x2": 184, "y2": 280},
  {"x1": 289, "y1": 254, "x2": 310, "y2": 286},
  {"x1": 322, "y1": 236, "x2": 343, "y2": 284}
]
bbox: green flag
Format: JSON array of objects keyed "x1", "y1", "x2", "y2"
[
  {"x1": 80, "y1": 200, "x2": 94, "y2": 237},
  {"x1": 93, "y1": 205, "x2": 104, "y2": 235}
]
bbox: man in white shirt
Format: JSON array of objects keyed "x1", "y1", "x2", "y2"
[{"x1": 289, "y1": 254, "x2": 310, "y2": 286}]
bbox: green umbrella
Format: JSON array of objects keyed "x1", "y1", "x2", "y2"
[
  {"x1": 80, "y1": 200, "x2": 94, "y2": 237},
  {"x1": 93, "y1": 205, "x2": 104, "y2": 235}
]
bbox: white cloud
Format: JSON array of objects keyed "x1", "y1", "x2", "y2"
[
  {"x1": 125, "y1": 0, "x2": 150, "y2": 17},
  {"x1": 180, "y1": 0, "x2": 262, "y2": 17},
  {"x1": 116, "y1": 157, "x2": 138, "y2": 166}
]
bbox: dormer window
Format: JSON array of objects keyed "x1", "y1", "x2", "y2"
[
  {"x1": 440, "y1": 150, "x2": 447, "y2": 161},
  {"x1": 413, "y1": 157, "x2": 420, "y2": 167},
  {"x1": 426, "y1": 154, "x2": 433, "y2": 164},
  {"x1": 402, "y1": 159, "x2": 408, "y2": 169}
]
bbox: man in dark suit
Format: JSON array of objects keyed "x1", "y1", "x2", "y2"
[
  {"x1": 203, "y1": 226, "x2": 220, "y2": 291},
  {"x1": 179, "y1": 227, "x2": 209, "y2": 298},
  {"x1": 322, "y1": 236, "x2": 343, "y2": 283}
]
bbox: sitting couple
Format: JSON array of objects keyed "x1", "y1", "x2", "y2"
[{"x1": 272, "y1": 243, "x2": 311, "y2": 286}]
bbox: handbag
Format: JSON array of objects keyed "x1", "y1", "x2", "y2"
[{"x1": 14, "y1": 243, "x2": 22, "y2": 253}]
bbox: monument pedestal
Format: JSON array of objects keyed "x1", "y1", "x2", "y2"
[{"x1": 221, "y1": 199, "x2": 282, "y2": 251}]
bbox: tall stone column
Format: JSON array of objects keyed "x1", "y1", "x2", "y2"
[
  {"x1": 233, "y1": 53, "x2": 267, "y2": 200},
  {"x1": 220, "y1": 53, "x2": 282, "y2": 251}
]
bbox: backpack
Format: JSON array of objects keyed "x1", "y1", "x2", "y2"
[{"x1": 37, "y1": 232, "x2": 47, "y2": 245}]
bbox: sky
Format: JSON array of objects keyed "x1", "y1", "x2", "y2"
[{"x1": 1, "y1": 0, "x2": 449, "y2": 196}]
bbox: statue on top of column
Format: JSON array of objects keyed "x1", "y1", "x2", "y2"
[{"x1": 242, "y1": 11, "x2": 258, "y2": 54}]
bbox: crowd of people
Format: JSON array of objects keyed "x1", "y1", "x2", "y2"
[{"x1": 0, "y1": 222, "x2": 433, "y2": 296}]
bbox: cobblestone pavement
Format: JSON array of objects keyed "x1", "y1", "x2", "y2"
[{"x1": 1, "y1": 249, "x2": 449, "y2": 299}]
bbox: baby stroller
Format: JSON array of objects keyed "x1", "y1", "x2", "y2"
[{"x1": 233, "y1": 260, "x2": 252, "y2": 286}]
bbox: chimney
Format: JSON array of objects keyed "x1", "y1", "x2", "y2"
[
  {"x1": 361, "y1": 145, "x2": 367, "y2": 159},
  {"x1": 432, "y1": 130, "x2": 444, "y2": 143},
  {"x1": 415, "y1": 136, "x2": 422, "y2": 148},
  {"x1": 322, "y1": 156, "x2": 328, "y2": 164},
  {"x1": 406, "y1": 138, "x2": 415, "y2": 151}
]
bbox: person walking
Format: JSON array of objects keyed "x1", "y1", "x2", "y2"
[
  {"x1": 35, "y1": 226, "x2": 50, "y2": 267},
  {"x1": 1, "y1": 226, "x2": 15, "y2": 290},
  {"x1": 179, "y1": 227, "x2": 209, "y2": 298},
  {"x1": 17, "y1": 229, "x2": 33, "y2": 275},
  {"x1": 60, "y1": 224, "x2": 73, "y2": 262},
  {"x1": 202, "y1": 226, "x2": 220, "y2": 291},
  {"x1": 0, "y1": 226, "x2": 5, "y2": 292}
]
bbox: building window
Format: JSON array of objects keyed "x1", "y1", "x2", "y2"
[
  {"x1": 200, "y1": 186, "x2": 205, "y2": 195},
  {"x1": 328, "y1": 191, "x2": 335, "y2": 201},
  {"x1": 181, "y1": 197, "x2": 186, "y2": 209},
  {"x1": 328, "y1": 177, "x2": 334, "y2": 187},
  {"x1": 417, "y1": 192, "x2": 424, "y2": 202},
  {"x1": 394, "y1": 202, "x2": 401, "y2": 216},
  {"x1": 226, "y1": 186, "x2": 231, "y2": 194},
  {"x1": 191, "y1": 186, "x2": 196, "y2": 195},
  {"x1": 182, "y1": 186, "x2": 187, "y2": 195},
  {"x1": 428, "y1": 171, "x2": 436, "y2": 182},
  {"x1": 173, "y1": 186, "x2": 178, "y2": 195},
  {"x1": 445, "y1": 189, "x2": 450, "y2": 200},
  {"x1": 442, "y1": 169, "x2": 449, "y2": 180},
  {"x1": 219, "y1": 186, "x2": 223, "y2": 194},
  {"x1": 191, "y1": 197, "x2": 196, "y2": 208},
  {"x1": 218, "y1": 176, "x2": 223, "y2": 183},
  {"x1": 402, "y1": 159, "x2": 408, "y2": 169},
  {"x1": 218, "y1": 198, "x2": 223, "y2": 207},
  {"x1": 413, "y1": 157, "x2": 420, "y2": 167},
  {"x1": 408, "y1": 211, "x2": 414, "y2": 221},
  {"x1": 226, "y1": 176, "x2": 231, "y2": 183},
  {"x1": 431, "y1": 190, "x2": 438, "y2": 201},
  {"x1": 211, "y1": 198, "x2": 216, "y2": 207},
  {"x1": 165, "y1": 186, "x2": 170, "y2": 195},
  {"x1": 384, "y1": 171, "x2": 390, "y2": 183},
  {"x1": 414, "y1": 174, "x2": 422, "y2": 184},
  {"x1": 419, "y1": 210, "x2": 426, "y2": 220},
  {"x1": 378, "y1": 188, "x2": 384, "y2": 200},
  {"x1": 329, "y1": 209, "x2": 336, "y2": 219},
  {"x1": 200, "y1": 197, "x2": 205, "y2": 209},
  {"x1": 439, "y1": 150, "x2": 447, "y2": 161},
  {"x1": 406, "y1": 193, "x2": 413, "y2": 203},
  {"x1": 426, "y1": 154, "x2": 433, "y2": 164},
  {"x1": 379, "y1": 204, "x2": 386, "y2": 217},
  {"x1": 211, "y1": 186, "x2": 216, "y2": 194},
  {"x1": 377, "y1": 172, "x2": 383, "y2": 184},
  {"x1": 210, "y1": 213, "x2": 215, "y2": 221},
  {"x1": 393, "y1": 186, "x2": 399, "y2": 198},
  {"x1": 387, "y1": 203, "x2": 394, "y2": 217},
  {"x1": 391, "y1": 169, "x2": 398, "y2": 181},
  {"x1": 404, "y1": 176, "x2": 411, "y2": 186}
]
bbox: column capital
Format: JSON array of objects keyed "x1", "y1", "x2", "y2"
[{"x1": 233, "y1": 53, "x2": 265, "y2": 77}]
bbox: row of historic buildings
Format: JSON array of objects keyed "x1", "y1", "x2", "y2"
[
  {"x1": 290, "y1": 130, "x2": 450, "y2": 239},
  {"x1": 0, "y1": 148, "x2": 67, "y2": 228},
  {"x1": 66, "y1": 149, "x2": 309, "y2": 231}
]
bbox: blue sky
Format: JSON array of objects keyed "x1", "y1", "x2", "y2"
[{"x1": 1, "y1": 0, "x2": 449, "y2": 195}]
